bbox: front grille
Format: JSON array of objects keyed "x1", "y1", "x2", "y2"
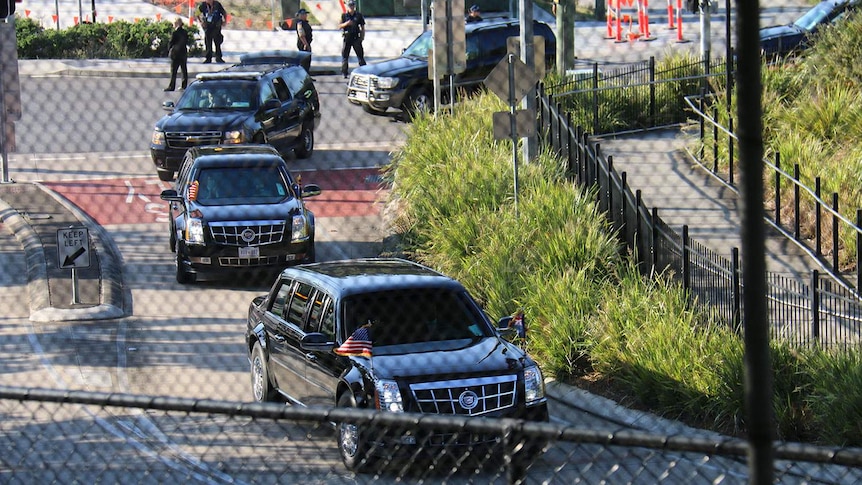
[
  {"x1": 166, "y1": 131, "x2": 222, "y2": 150},
  {"x1": 350, "y1": 74, "x2": 375, "y2": 89},
  {"x1": 218, "y1": 255, "x2": 284, "y2": 267},
  {"x1": 210, "y1": 222, "x2": 285, "y2": 246},
  {"x1": 409, "y1": 375, "x2": 517, "y2": 416}
]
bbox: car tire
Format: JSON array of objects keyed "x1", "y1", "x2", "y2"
[
  {"x1": 169, "y1": 226, "x2": 176, "y2": 253},
  {"x1": 157, "y1": 169, "x2": 174, "y2": 182},
  {"x1": 175, "y1": 242, "x2": 196, "y2": 284},
  {"x1": 404, "y1": 88, "x2": 432, "y2": 119},
  {"x1": 251, "y1": 342, "x2": 280, "y2": 402},
  {"x1": 337, "y1": 393, "x2": 375, "y2": 473},
  {"x1": 295, "y1": 124, "x2": 314, "y2": 159}
]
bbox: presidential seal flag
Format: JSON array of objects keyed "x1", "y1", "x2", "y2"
[{"x1": 335, "y1": 324, "x2": 372, "y2": 357}]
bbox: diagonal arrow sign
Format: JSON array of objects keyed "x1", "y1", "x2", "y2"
[{"x1": 63, "y1": 247, "x2": 87, "y2": 267}]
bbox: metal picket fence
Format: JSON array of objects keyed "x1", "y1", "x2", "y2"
[{"x1": 537, "y1": 88, "x2": 862, "y2": 350}]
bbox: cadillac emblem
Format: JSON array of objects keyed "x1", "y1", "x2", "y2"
[
  {"x1": 240, "y1": 228, "x2": 256, "y2": 243},
  {"x1": 458, "y1": 390, "x2": 479, "y2": 411}
]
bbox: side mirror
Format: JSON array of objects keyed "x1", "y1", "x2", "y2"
[
  {"x1": 160, "y1": 189, "x2": 182, "y2": 202},
  {"x1": 162, "y1": 100, "x2": 175, "y2": 111},
  {"x1": 300, "y1": 183, "x2": 322, "y2": 199},
  {"x1": 300, "y1": 332, "x2": 335, "y2": 352}
]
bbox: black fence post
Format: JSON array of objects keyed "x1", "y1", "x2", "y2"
[
  {"x1": 732, "y1": 247, "x2": 742, "y2": 333},
  {"x1": 794, "y1": 164, "x2": 801, "y2": 240},
  {"x1": 682, "y1": 225, "x2": 690, "y2": 292},
  {"x1": 607, "y1": 156, "x2": 614, "y2": 221},
  {"x1": 649, "y1": 56, "x2": 656, "y2": 127},
  {"x1": 712, "y1": 102, "x2": 719, "y2": 166},
  {"x1": 832, "y1": 193, "x2": 839, "y2": 273},
  {"x1": 622, "y1": 171, "x2": 628, "y2": 245},
  {"x1": 774, "y1": 152, "x2": 781, "y2": 226},
  {"x1": 651, "y1": 206, "x2": 658, "y2": 275},
  {"x1": 858, "y1": 210, "x2": 861, "y2": 291},
  {"x1": 699, "y1": 90, "x2": 705, "y2": 161},
  {"x1": 816, "y1": 177, "x2": 822, "y2": 257},
  {"x1": 728, "y1": 117, "x2": 734, "y2": 185},
  {"x1": 592, "y1": 62, "x2": 600, "y2": 135},
  {"x1": 811, "y1": 270, "x2": 821, "y2": 346}
]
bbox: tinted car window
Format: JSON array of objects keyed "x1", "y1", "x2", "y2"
[
  {"x1": 342, "y1": 288, "x2": 491, "y2": 347},
  {"x1": 177, "y1": 81, "x2": 257, "y2": 110},
  {"x1": 283, "y1": 70, "x2": 309, "y2": 98},
  {"x1": 402, "y1": 32, "x2": 432, "y2": 58},
  {"x1": 193, "y1": 166, "x2": 288, "y2": 205},
  {"x1": 307, "y1": 291, "x2": 334, "y2": 337},
  {"x1": 270, "y1": 280, "x2": 293, "y2": 319},
  {"x1": 285, "y1": 282, "x2": 314, "y2": 328}
]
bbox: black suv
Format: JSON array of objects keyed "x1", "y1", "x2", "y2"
[
  {"x1": 346, "y1": 19, "x2": 555, "y2": 115},
  {"x1": 151, "y1": 51, "x2": 321, "y2": 181},
  {"x1": 245, "y1": 258, "x2": 549, "y2": 471},
  {"x1": 160, "y1": 144, "x2": 321, "y2": 284}
]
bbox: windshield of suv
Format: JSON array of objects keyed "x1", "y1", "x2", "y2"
[
  {"x1": 194, "y1": 166, "x2": 289, "y2": 205},
  {"x1": 342, "y1": 288, "x2": 492, "y2": 350},
  {"x1": 402, "y1": 31, "x2": 432, "y2": 58},
  {"x1": 177, "y1": 81, "x2": 258, "y2": 110},
  {"x1": 794, "y1": 3, "x2": 841, "y2": 31}
]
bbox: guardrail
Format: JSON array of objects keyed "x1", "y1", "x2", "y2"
[{"x1": 685, "y1": 92, "x2": 862, "y2": 293}]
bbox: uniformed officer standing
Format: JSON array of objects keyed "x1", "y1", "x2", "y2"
[
  {"x1": 296, "y1": 8, "x2": 313, "y2": 72},
  {"x1": 339, "y1": 0, "x2": 366, "y2": 79}
]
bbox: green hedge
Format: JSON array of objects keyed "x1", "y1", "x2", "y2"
[{"x1": 14, "y1": 17, "x2": 202, "y2": 59}]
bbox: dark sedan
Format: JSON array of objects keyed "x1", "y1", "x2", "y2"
[{"x1": 760, "y1": 0, "x2": 860, "y2": 58}]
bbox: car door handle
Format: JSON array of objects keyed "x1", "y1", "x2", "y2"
[
  {"x1": 305, "y1": 353, "x2": 317, "y2": 362},
  {"x1": 273, "y1": 334, "x2": 285, "y2": 343}
]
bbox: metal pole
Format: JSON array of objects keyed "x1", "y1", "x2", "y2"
[
  {"x1": 71, "y1": 268, "x2": 80, "y2": 304},
  {"x1": 0, "y1": 20, "x2": 9, "y2": 184},
  {"x1": 520, "y1": 0, "x2": 537, "y2": 161},
  {"x1": 735, "y1": 0, "x2": 775, "y2": 480},
  {"x1": 508, "y1": 55, "x2": 519, "y2": 219}
]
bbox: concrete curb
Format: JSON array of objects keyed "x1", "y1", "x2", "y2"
[{"x1": 0, "y1": 184, "x2": 126, "y2": 322}]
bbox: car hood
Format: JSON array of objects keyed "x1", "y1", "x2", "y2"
[
  {"x1": 156, "y1": 110, "x2": 252, "y2": 132},
  {"x1": 367, "y1": 337, "x2": 530, "y2": 380},
  {"x1": 354, "y1": 56, "x2": 427, "y2": 78},
  {"x1": 760, "y1": 24, "x2": 804, "y2": 41},
  {"x1": 193, "y1": 201, "x2": 300, "y2": 221}
]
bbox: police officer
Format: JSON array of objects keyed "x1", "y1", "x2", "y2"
[
  {"x1": 466, "y1": 4, "x2": 482, "y2": 22},
  {"x1": 339, "y1": 0, "x2": 366, "y2": 79},
  {"x1": 296, "y1": 8, "x2": 313, "y2": 73},
  {"x1": 197, "y1": 0, "x2": 227, "y2": 63}
]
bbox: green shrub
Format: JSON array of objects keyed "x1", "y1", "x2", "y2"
[{"x1": 14, "y1": 16, "x2": 202, "y2": 59}]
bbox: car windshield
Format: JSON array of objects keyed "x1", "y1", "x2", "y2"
[
  {"x1": 342, "y1": 288, "x2": 492, "y2": 348},
  {"x1": 176, "y1": 82, "x2": 257, "y2": 110},
  {"x1": 402, "y1": 31, "x2": 432, "y2": 58},
  {"x1": 193, "y1": 166, "x2": 289, "y2": 205},
  {"x1": 794, "y1": 3, "x2": 840, "y2": 30}
]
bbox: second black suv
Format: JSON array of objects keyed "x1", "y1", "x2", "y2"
[
  {"x1": 160, "y1": 144, "x2": 321, "y2": 284},
  {"x1": 346, "y1": 19, "x2": 556, "y2": 116},
  {"x1": 151, "y1": 52, "x2": 320, "y2": 181},
  {"x1": 246, "y1": 258, "x2": 549, "y2": 471}
]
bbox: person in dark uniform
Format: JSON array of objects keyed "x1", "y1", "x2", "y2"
[
  {"x1": 466, "y1": 4, "x2": 483, "y2": 22},
  {"x1": 339, "y1": 0, "x2": 366, "y2": 79},
  {"x1": 165, "y1": 18, "x2": 189, "y2": 91},
  {"x1": 197, "y1": 0, "x2": 227, "y2": 63},
  {"x1": 296, "y1": 8, "x2": 312, "y2": 52}
]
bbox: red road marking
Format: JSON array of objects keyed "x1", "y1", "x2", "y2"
[{"x1": 42, "y1": 167, "x2": 389, "y2": 226}]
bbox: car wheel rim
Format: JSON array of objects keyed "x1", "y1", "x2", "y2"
[
  {"x1": 252, "y1": 356, "x2": 264, "y2": 401},
  {"x1": 303, "y1": 129, "x2": 313, "y2": 151},
  {"x1": 339, "y1": 422, "x2": 359, "y2": 457}
]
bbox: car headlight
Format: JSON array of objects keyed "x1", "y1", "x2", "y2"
[
  {"x1": 375, "y1": 379, "x2": 404, "y2": 412},
  {"x1": 223, "y1": 130, "x2": 243, "y2": 144},
  {"x1": 185, "y1": 217, "x2": 205, "y2": 245},
  {"x1": 524, "y1": 365, "x2": 545, "y2": 404},
  {"x1": 375, "y1": 76, "x2": 399, "y2": 89},
  {"x1": 290, "y1": 214, "x2": 309, "y2": 242},
  {"x1": 151, "y1": 130, "x2": 165, "y2": 146}
]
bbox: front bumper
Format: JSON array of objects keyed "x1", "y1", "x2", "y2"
[
  {"x1": 346, "y1": 77, "x2": 408, "y2": 112},
  {"x1": 179, "y1": 240, "x2": 313, "y2": 278}
]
